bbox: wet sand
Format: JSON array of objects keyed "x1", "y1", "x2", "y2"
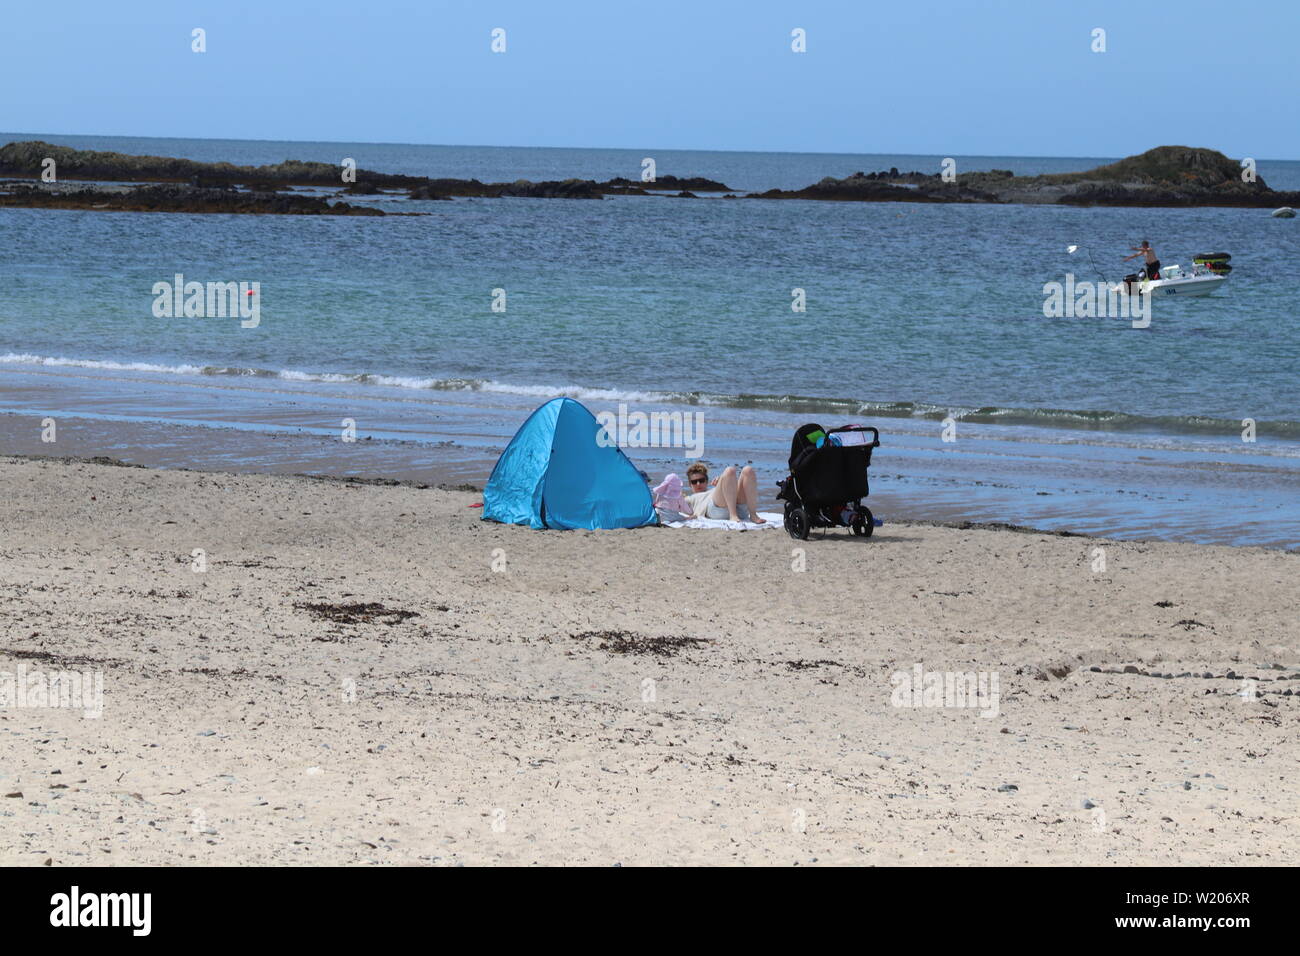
[{"x1": 4, "y1": 361, "x2": 1300, "y2": 548}]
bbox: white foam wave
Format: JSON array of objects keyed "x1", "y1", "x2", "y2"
[
  {"x1": 0, "y1": 352, "x2": 208, "y2": 375},
  {"x1": 0, "y1": 352, "x2": 672, "y2": 403},
  {"x1": 469, "y1": 380, "x2": 671, "y2": 402}
]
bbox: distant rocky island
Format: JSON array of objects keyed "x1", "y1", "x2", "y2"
[
  {"x1": 1, "y1": 142, "x2": 1295, "y2": 215},
  {"x1": 752, "y1": 146, "x2": 1300, "y2": 208},
  {"x1": 0, "y1": 141, "x2": 736, "y2": 214},
  {"x1": 0, "y1": 181, "x2": 388, "y2": 216}
]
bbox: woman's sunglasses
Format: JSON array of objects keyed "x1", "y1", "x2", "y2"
[{"x1": 689, "y1": 476, "x2": 708, "y2": 486}]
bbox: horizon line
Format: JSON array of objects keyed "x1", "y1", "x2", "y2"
[
  {"x1": 0, "y1": 129, "x2": 1236, "y2": 164},
  {"x1": 5, "y1": 131, "x2": 1294, "y2": 165}
]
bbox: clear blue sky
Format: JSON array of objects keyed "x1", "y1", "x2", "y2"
[{"x1": 2, "y1": 0, "x2": 1295, "y2": 157}]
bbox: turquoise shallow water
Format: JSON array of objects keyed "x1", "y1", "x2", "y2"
[{"x1": 1, "y1": 134, "x2": 1298, "y2": 545}]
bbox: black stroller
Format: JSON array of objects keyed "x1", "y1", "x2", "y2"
[{"x1": 776, "y1": 423, "x2": 880, "y2": 540}]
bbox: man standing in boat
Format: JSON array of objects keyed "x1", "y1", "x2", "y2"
[{"x1": 1124, "y1": 240, "x2": 1161, "y2": 280}]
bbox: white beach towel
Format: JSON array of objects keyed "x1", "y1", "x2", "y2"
[{"x1": 662, "y1": 511, "x2": 783, "y2": 531}]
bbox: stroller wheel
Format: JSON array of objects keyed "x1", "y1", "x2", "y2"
[
  {"x1": 851, "y1": 507, "x2": 874, "y2": 537},
  {"x1": 787, "y1": 506, "x2": 810, "y2": 541}
]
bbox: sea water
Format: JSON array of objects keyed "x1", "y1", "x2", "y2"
[{"x1": 2, "y1": 133, "x2": 1297, "y2": 546}]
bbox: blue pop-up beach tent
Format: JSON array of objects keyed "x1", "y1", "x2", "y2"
[{"x1": 482, "y1": 397, "x2": 657, "y2": 530}]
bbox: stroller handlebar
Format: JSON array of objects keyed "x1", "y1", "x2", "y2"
[{"x1": 826, "y1": 424, "x2": 881, "y2": 446}]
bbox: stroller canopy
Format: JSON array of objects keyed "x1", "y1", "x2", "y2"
[{"x1": 482, "y1": 397, "x2": 657, "y2": 530}]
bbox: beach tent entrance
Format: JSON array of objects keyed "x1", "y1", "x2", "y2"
[{"x1": 482, "y1": 397, "x2": 657, "y2": 530}]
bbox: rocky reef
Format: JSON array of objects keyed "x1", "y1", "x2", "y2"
[
  {"x1": 404, "y1": 175, "x2": 733, "y2": 200},
  {"x1": 0, "y1": 182, "x2": 385, "y2": 216},
  {"x1": 0, "y1": 141, "x2": 427, "y2": 190},
  {"x1": 754, "y1": 147, "x2": 1300, "y2": 208},
  {"x1": 0, "y1": 142, "x2": 734, "y2": 207},
  {"x1": 407, "y1": 178, "x2": 609, "y2": 200},
  {"x1": 603, "y1": 174, "x2": 733, "y2": 193},
  {"x1": 748, "y1": 171, "x2": 1000, "y2": 204},
  {"x1": 2, "y1": 141, "x2": 1291, "y2": 213}
]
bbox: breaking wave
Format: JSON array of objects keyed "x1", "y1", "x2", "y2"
[{"x1": 3, "y1": 351, "x2": 1297, "y2": 439}]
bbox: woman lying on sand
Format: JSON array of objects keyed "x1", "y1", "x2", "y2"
[{"x1": 684, "y1": 462, "x2": 765, "y2": 523}]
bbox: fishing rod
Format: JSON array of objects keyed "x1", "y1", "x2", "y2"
[{"x1": 1066, "y1": 244, "x2": 1110, "y2": 283}]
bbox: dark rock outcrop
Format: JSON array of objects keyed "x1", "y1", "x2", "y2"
[
  {"x1": 414, "y1": 178, "x2": 605, "y2": 199},
  {"x1": 189, "y1": 176, "x2": 237, "y2": 191},
  {"x1": 1044, "y1": 146, "x2": 1250, "y2": 187},
  {"x1": 7, "y1": 140, "x2": 1286, "y2": 212},
  {"x1": 964, "y1": 146, "x2": 1300, "y2": 207},
  {"x1": 603, "y1": 174, "x2": 733, "y2": 192},
  {"x1": 0, "y1": 140, "x2": 427, "y2": 189},
  {"x1": 0, "y1": 182, "x2": 386, "y2": 216},
  {"x1": 1053, "y1": 181, "x2": 1300, "y2": 208},
  {"x1": 495, "y1": 178, "x2": 603, "y2": 199},
  {"x1": 750, "y1": 172, "x2": 1001, "y2": 204},
  {"x1": 750, "y1": 147, "x2": 1300, "y2": 208},
  {"x1": 0, "y1": 141, "x2": 608, "y2": 203}
]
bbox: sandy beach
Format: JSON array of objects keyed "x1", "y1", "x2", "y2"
[{"x1": 1, "y1": 454, "x2": 1295, "y2": 866}]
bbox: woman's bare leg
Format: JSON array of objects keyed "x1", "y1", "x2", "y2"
[
  {"x1": 738, "y1": 465, "x2": 766, "y2": 523},
  {"x1": 712, "y1": 467, "x2": 740, "y2": 520}
]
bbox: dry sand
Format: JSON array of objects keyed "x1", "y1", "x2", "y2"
[{"x1": 1, "y1": 455, "x2": 1296, "y2": 866}]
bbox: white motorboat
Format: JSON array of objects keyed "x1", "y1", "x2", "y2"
[{"x1": 1121, "y1": 262, "x2": 1228, "y2": 297}]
